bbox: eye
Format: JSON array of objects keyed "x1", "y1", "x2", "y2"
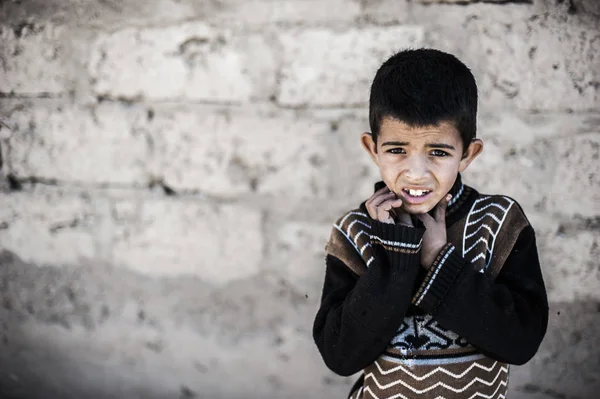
[
  {"x1": 387, "y1": 148, "x2": 406, "y2": 154},
  {"x1": 430, "y1": 149, "x2": 450, "y2": 157}
]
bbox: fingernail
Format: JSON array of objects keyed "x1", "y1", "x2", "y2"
[{"x1": 446, "y1": 194, "x2": 452, "y2": 201}]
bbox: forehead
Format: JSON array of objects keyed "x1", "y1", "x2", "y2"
[{"x1": 379, "y1": 118, "x2": 461, "y2": 144}]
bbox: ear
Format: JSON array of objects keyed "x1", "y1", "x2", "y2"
[
  {"x1": 361, "y1": 132, "x2": 379, "y2": 166},
  {"x1": 458, "y1": 138, "x2": 484, "y2": 172}
]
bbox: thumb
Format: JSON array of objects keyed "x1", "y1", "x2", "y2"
[
  {"x1": 416, "y1": 212, "x2": 435, "y2": 229},
  {"x1": 435, "y1": 193, "x2": 452, "y2": 221}
]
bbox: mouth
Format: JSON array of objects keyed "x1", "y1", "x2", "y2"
[{"x1": 401, "y1": 188, "x2": 434, "y2": 204}]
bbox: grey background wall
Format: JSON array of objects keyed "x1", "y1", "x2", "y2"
[{"x1": 0, "y1": 0, "x2": 599, "y2": 398}]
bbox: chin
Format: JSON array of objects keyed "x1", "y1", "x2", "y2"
[{"x1": 402, "y1": 203, "x2": 435, "y2": 215}]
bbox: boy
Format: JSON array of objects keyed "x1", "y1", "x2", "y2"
[{"x1": 313, "y1": 48, "x2": 549, "y2": 399}]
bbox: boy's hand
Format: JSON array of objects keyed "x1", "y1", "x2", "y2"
[
  {"x1": 416, "y1": 194, "x2": 452, "y2": 269},
  {"x1": 366, "y1": 186, "x2": 412, "y2": 226}
]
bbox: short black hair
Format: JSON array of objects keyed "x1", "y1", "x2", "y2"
[{"x1": 369, "y1": 48, "x2": 478, "y2": 151}]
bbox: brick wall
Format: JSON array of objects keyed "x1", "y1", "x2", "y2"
[{"x1": 0, "y1": 0, "x2": 599, "y2": 398}]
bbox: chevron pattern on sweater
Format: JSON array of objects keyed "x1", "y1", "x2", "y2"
[
  {"x1": 351, "y1": 357, "x2": 509, "y2": 399},
  {"x1": 353, "y1": 384, "x2": 507, "y2": 399},
  {"x1": 334, "y1": 211, "x2": 423, "y2": 268},
  {"x1": 334, "y1": 211, "x2": 375, "y2": 266},
  {"x1": 364, "y1": 366, "x2": 507, "y2": 393},
  {"x1": 462, "y1": 196, "x2": 514, "y2": 272},
  {"x1": 372, "y1": 358, "x2": 501, "y2": 380}
]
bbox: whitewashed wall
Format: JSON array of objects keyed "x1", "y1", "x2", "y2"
[{"x1": 0, "y1": 0, "x2": 599, "y2": 398}]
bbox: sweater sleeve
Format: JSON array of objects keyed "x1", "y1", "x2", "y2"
[
  {"x1": 411, "y1": 224, "x2": 549, "y2": 365},
  {"x1": 312, "y1": 221, "x2": 425, "y2": 376}
]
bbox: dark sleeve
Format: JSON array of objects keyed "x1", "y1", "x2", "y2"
[
  {"x1": 312, "y1": 221, "x2": 425, "y2": 376},
  {"x1": 411, "y1": 224, "x2": 549, "y2": 365}
]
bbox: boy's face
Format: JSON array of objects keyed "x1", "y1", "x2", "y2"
[{"x1": 361, "y1": 117, "x2": 483, "y2": 215}]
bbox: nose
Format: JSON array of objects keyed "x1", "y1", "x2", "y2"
[{"x1": 403, "y1": 154, "x2": 430, "y2": 181}]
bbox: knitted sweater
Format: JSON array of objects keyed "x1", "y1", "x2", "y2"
[{"x1": 313, "y1": 175, "x2": 549, "y2": 399}]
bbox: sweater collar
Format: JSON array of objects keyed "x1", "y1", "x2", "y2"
[{"x1": 446, "y1": 173, "x2": 465, "y2": 213}]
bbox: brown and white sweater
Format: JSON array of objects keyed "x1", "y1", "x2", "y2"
[{"x1": 313, "y1": 175, "x2": 549, "y2": 399}]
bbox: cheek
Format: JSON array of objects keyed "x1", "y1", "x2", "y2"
[
  {"x1": 435, "y1": 161, "x2": 461, "y2": 187},
  {"x1": 379, "y1": 163, "x2": 403, "y2": 184},
  {"x1": 424, "y1": 157, "x2": 457, "y2": 180}
]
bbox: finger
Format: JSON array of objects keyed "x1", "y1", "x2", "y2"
[
  {"x1": 365, "y1": 202, "x2": 377, "y2": 219},
  {"x1": 434, "y1": 193, "x2": 452, "y2": 222},
  {"x1": 377, "y1": 199, "x2": 404, "y2": 222},
  {"x1": 416, "y1": 212, "x2": 435, "y2": 229},
  {"x1": 388, "y1": 199, "x2": 404, "y2": 222},
  {"x1": 366, "y1": 187, "x2": 386, "y2": 206},
  {"x1": 367, "y1": 185, "x2": 391, "y2": 202},
  {"x1": 367, "y1": 192, "x2": 395, "y2": 219},
  {"x1": 365, "y1": 196, "x2": 379, "y2": 218},
  {"x1": 388, "y1": 198, "x2": 404, "y2": 216},
  {"x1": 376, "y1": 200, "x2": 392, "y2": 220},
  {"x1": 396, "y1": 212, "x2": 413, "y2": 227},
  {"x1": 366, "y1": 199, "x2": 383, "y2": 219},
  {"x1": 379, "y1": 198, "x2": 403, "y2": 211},
  {"x1": 370, "y1": 191, "x2": 397, "y2": 208},
  {"x1": 378, "y1": 208, "x2": 398, "y2": 224},
  {"x1": 388, "y1": 207, "x2": 397, "y2": 220}
]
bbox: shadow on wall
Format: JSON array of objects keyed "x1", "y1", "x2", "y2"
[
  {"x1": 0, "y1": 324, "x2": 170, "y2": 399},
  {"x1": 0, "y1": 251, "x2": 182, "y2": 399},
  {"x1": 0, "y1": 250, "x2": 348, "y2": 399}
]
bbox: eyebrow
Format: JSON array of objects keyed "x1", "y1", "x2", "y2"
[
  {"x1": 427, "y1": 143, "x2": 456, "y2": 151},
  {"x1": 381, "y1": 141, "x2": 409, "y2": 147},
  {"x1": 381, "y1": 141, "x2": 456, "y2": 151}
]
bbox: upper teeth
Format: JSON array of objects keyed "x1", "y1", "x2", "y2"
[{"x1": 407, "y1": 189, "x2": 429, "y2": 196}]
